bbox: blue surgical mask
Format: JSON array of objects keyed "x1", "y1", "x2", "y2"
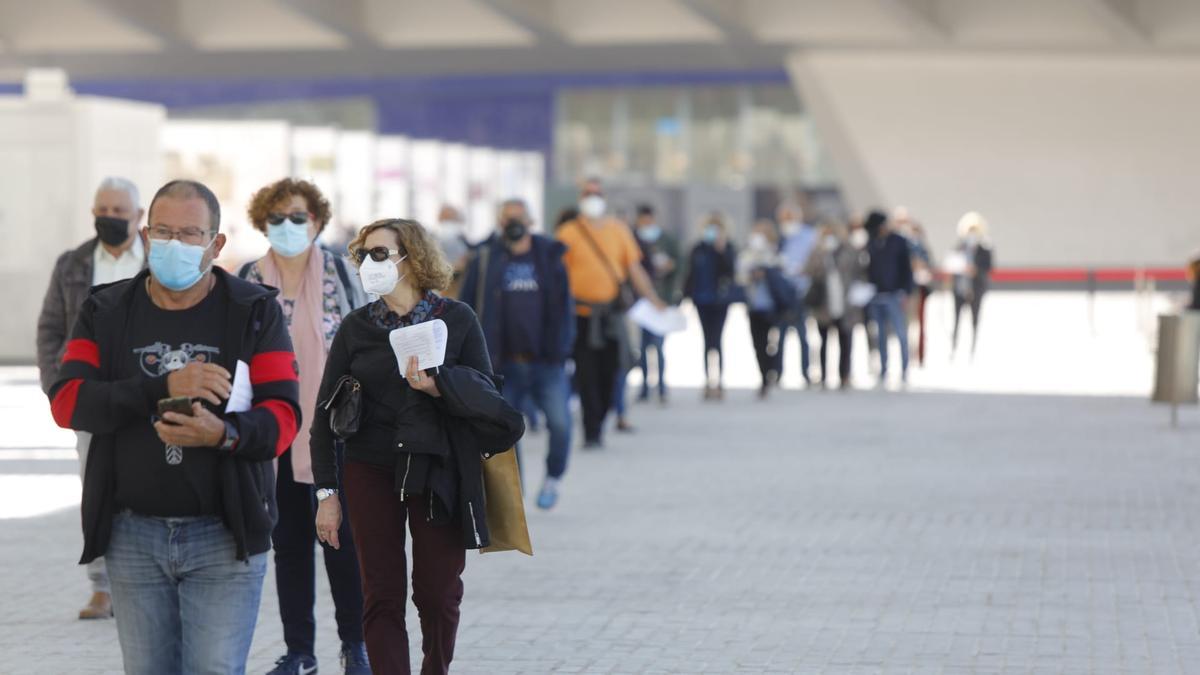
[
  {"x1": 639, "y1": 224, "x2": 662, "y2": 243},
  {"x1": 703, "y1": 226, "x2": 720, "y2": 244},
  {"x1": 149, "y1": 238, "x2": 213, "y2": 291},
  {"x1": 267, "y1": 222, "x2": 312, "y2": 258}
]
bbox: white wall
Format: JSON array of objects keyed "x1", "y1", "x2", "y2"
[
  {"x1": 0, "y1": 95, "x2": 163, "y2": 362},
  {"x1": 788, "y1": 51, "x2": 1200, "y2": 267}
]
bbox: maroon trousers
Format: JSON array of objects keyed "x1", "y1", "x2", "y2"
[{"x1": 343, "y1": 461, "x2": 466, "y2": 675}]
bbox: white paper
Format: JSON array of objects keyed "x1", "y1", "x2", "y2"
[
  {"x1": 628, "y1": 299, "x2": 688, "y2": 337},
  {"x1": 225, "y1": 360, "x2": 252, "y2": 413},
  {"x1": 942, "y1": 251, "x2": 969, "y2": 275},
  {"x1": 847, "y1": 282, "x2": 877, "y2": 308},
  {"x1": 389, "y1": 319, "x2": 449, "y2": 371}
]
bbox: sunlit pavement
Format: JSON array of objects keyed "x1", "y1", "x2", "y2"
[{"x1": 3, "y1": 291, "x2": 1199, "y2": 673}]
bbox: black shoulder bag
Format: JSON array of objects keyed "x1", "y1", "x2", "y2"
[{"x1": 321, "y1": 375, "x2": 361, "y2": 439}]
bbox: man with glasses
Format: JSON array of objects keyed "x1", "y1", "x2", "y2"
[
  {"x1": 47, "y1": 179, "x2": 301, "y2": 674},
  {"x1": 37, "y1": 176, "x2": 145, "y2": 620}
]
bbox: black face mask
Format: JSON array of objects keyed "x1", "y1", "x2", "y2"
[
  {"x1": 95, "y1": 216, "x2": 131, "y2": 247},
  {"x1": 503, "y1": 218, "x2": 528, "y2": 243}
]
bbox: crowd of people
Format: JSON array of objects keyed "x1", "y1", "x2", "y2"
[{"x1": 34, "y1": 172, "x2": 1000, "y2": 675}]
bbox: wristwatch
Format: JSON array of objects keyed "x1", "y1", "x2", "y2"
[
  {"x1": 217, "y1": 419, "x2": 239, "y2": 453},
  {"x1": 316, "y1": 488, "x2": 339, "y2": 502}
]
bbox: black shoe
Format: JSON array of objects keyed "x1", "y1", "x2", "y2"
[
  {"x1": 636, "y1": 390, "x2": 650, "y2": 402},
  {"x1": 582, "y1": 438, "x2": 604, "y2": 450},
  {"x1": 266, "y1": 653, "x2": 317, "y2": 675},
  {"x1": 340, "y1": 641, "x2": 370, "y2": 675}
]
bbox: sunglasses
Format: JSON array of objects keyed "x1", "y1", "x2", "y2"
[
  {"x1": 354, "y1": 246, "x2": 404, "y2": 264},
  {"x1": 266, "y1": 212, "x2": 310, "y2": 226}
]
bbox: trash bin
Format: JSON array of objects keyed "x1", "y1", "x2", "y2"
[{"x1": 1152, "y1": 312, "x2": 1200, "y2": 425}]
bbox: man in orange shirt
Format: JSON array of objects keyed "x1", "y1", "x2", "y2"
[{"x1": 557, "y1": 178, "x2": 666, "y2": 448}]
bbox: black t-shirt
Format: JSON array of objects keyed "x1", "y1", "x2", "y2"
[
  {"x1": 113, "y1": 282, "x2": 227, "y2": 517},
  {"x1": 500, "y1": 252, "x2": 543, "y2": 360}
]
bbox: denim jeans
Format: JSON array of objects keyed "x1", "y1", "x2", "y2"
[
  {"x1": 869, "y1": 291, "x2": 910, "y2": 377},
  {"x1": 638, "y1": 329, "x2": 667, "y2": 399},
  {"x1": 780, "y1": 303, "x2": 812, "y2": 382},
  {"x1": 500, "y1": 361, "x2": 573, "y2": 479},
  {"x1": 106, "y1": 510, "x2": 268, "y2": 675}
]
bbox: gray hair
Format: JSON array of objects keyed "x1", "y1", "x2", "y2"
[
  {"x1": 95, "y1": 176, "x2": 141, "y2": 208},
  {"x1": 498, "y1": 198, "x2": 529, "y2": 220}
]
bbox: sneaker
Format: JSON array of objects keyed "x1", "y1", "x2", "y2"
[
  {"x1": 537, "y1": 477, "x2": 560, "y2": 510},
  {"x1": 636, "y1": 389, "x2": 650, "y2": 402},
  {"x1": 340, "y1": 641, "x2": 370, "y2": 675},
  {"x1": 266, "y1": 653, "x2": 317, "y2": 675},
  {"x1": 615, "y1": 417, "x2": 635, "y2": 433}
]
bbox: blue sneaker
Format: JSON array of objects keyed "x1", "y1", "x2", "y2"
[
  {"x1": 536, "y1": 478, "x2": 560, "y2": 510},
  {"x1": 266, "y1": 653, "x2": 317, "y2": 675},
  {"x1": 340, "y1": 641, "x2": 370, "y2": 675}
]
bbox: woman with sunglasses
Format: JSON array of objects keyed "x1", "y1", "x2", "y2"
[
  {"x1": 239, "y1": 179, "x2": 370, "y2": 675},
  {"x1": 310, "y1": 219, "x2": 523, "y2": 675}
]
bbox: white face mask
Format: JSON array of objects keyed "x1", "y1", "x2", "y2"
[
  {"x1": 822, "y1": 235, "x2": 839, "y2": 252},
  {"x1": 748, "y1": 232, "x2": 770, "y2": 252},
  {"x1": 580, "y1": 195, "x2": 606, "y2": 220},
  {"x1": 781, "y1": 220, "x2": 802, "y2": 237},
  {"x1": 439, "y1": 219, "x2": 464, "y2": 235},
  {"x1": 849, "y1": 229, "x2": 869, "y2": 248},
  {"x1": 359, "y1": 255, "x2": 406, "y2": 296}
]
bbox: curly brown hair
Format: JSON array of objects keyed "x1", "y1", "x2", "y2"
[
  {"x1": 348, "y1": 219, "x2": 454, "y2": 292},
  {"x1": 247, "y1": 178, "x2": 332, "y2": 234}
]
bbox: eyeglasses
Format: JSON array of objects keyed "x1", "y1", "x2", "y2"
[
  {"x1": 354, "y1": 246, "x2": 404, "y2": 264},
  {"x1": 267, "y1": 212, "x2": 311, "y2": 226},
  {"x1": 148, "y1": 225, "x2": 212, "y2": 246}
]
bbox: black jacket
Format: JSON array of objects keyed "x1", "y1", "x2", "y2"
[
  {"x1": 48, "y1": 268, "x2": 302, "y2": 563},
  {"x1": 867, "y1": 232, "x2": 915, "y2": 295},
  {"x1": 436, "y1": 366, "x2": 525, "y2": 549},
  {"x1": 310, "y1": 298, "x2": 524, "y2": 550},
  {"x1": 459, "y1": 234, "x2": 575, "y2": 367}
]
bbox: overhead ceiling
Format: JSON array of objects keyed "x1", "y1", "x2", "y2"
[{"x1": 0, "y1": 0, "x2": 1197, "y2": 81}]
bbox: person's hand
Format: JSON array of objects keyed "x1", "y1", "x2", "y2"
[
  {"x1": 167, "y1": 362, "x2": 232, "y2": 406},
  {"x1": 405, "y1": 356, "x2": 440, "y2": 398},
  {"x1": 154, "y1": 402, "x2": 226, "y2": 447},
  {"x1": 315, "y1": 499, "x2": 342, "y2": 549}
]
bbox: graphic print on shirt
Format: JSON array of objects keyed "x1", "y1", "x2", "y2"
[
  {"x1": 503, "y1": 262, "x2": 540, "y2": 293},
  {"x1": 132, "y1": 341, "x2": 221, "y2": 378},
  {"x1": 130, "y1": 341, "x2": 221, "y2": 465}
]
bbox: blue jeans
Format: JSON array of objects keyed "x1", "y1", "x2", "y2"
[
  {"x1": 106, "y1": 511, "x2": 268, "y2": 675},
  {"x1": 869, "y1": 291, "x2": 910, "y2": 377},
  {"x1": 781, "y1": 304, "x2": 812, "y2": 382},
  {"x1": 501, "y1": 361, "x2": 572, "y2": 480},
  {"x1": 638, "y1": 329, "x2": 667, "y2": 399}
]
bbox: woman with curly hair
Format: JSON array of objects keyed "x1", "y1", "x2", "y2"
[
  {"x1": 238, "y1": 178, "x2": 370, "y2": 675},
  {"x1": 310, "y1": 219, "x2": 523, "y2": 674}
]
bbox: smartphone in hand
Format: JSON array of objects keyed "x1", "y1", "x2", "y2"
[{"x1": 156, "y1": 396, "x2": 194, "y2": 423}]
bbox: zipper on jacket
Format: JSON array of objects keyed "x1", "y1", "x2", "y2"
[
  {"x1": 427, "y1": 492, "x2": 434, "y2": 522},
  {"x1": 399, "y1": 453, "x2": 412, "y2": 501},
  {"x1": 467, "y1": 501, "x2": 482, "y2": 547}
]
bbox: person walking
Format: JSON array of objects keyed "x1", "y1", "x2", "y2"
[
  {"x1": 1188, "y1": 252, "x2": 1200, "y2": 311},
  {"x1": 950, "y1": 211, "x2": 995, "y2": 359},
  {"x1": 460, "y1": 199, "x2": 575, "y2": 510},
  {"x1": 48, "y1": 179, "x2": 302, "y2": 674},
  {"x1": 238, "y1": 179, "x2": 370, "y2": 675},
  {"x1": 777, "y1": 202, "x2": 819, "y2": 386},
  {"x1": 310, "y1": 219, "x2": 524, "y2": 675},
  {"x1": 864, "y1": 210, "x2": 915, "y2": 387},
  {"x1": 37, "y1": 176, "x2": 146, "y2": 621},
  {"x1": 739, "y1": 220, "x2": 794, "y2": 399},
  {"x1": 684, "y1": 214, "x2": 738, "y2": 400},
  {"x1": 556, "y1": 179, "x2": 665, "y2": 448},
  {"x1": 805, "y1": 225, "x2": 866, "y2": 390},
  {"x1": 894, "y1": 207, "x2": 935, "y2": 367},
  {"x1": 632, "y1": 204, "x2": 682, "y2": 404}
]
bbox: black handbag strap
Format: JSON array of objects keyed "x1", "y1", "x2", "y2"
[{"x1": 572, "y1": 220, "x2": 626, "y2": 290}]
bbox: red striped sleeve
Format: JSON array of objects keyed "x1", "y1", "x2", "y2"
[
  {"x1": 254, "y1": 399, "x2": 297, "y2": 457},
  {"x1": 50, "y1": 379, "x2": 83, "y2": 428},
  {"x1": 250, "y1": 351, "x2": 299, "y2": 385},
  {"x1": 62, "y1": 339, "x2": 100, "y2": 368}
]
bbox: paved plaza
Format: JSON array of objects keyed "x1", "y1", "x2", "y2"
[{"x1": 2, "y1": 292, "x2": 1200, "y2": 673}]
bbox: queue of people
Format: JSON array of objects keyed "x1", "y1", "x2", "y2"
[{"x1": 37, "y1": 172, "x2": 1001, "y2": 675}]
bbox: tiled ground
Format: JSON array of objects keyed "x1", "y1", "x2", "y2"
[{"x1": 3, "y1": 363, "x2": 1200, "y2": 673}]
